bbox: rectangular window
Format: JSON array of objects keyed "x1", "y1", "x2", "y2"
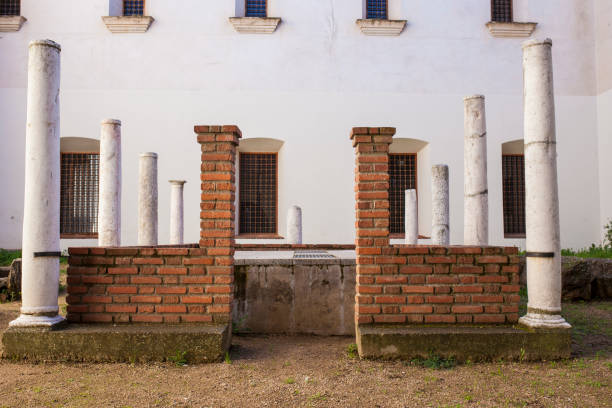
[
  {"x1": 0, "y1": 0, "x2": 20, "y2": 16},
  {"x1": 389, "y1": 154, "x2": 417, "y2": 235},
  {"x1": 502, "y1": 154, "x2": 526, "y2": 237},
  {"x1": 123, "y1": 0, "x2": 144, "y2": 16},
  {"x1": 60, "y1": 153, "x2": 100, "y2": 237},
  {"x1": 367, "y1": 0, "x2": 388, "y2": 19},
  {"x1": 239, "y1": 153, "x2": 277, "y2": 235},
  {"x1": 491, "y1": 0, "x2": 512, "y2": 22},
  {"x1": 245, "y1": 0, "x2": 267, "y2": 17}
]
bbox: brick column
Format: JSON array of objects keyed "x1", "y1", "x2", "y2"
[
  {"x1": 195, "y1": 125, "x2": 241, "y2": 324},
  {"x1": 351, "y1": 127, "x2": 395, "y2": 325}
]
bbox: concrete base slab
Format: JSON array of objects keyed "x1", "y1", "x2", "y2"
[
  {"x1": 357, "y1": 325, "x2": 571, "y2": 361},
  {"x1": 2, "y1": 323, "x2": 231, "y2": 363}
]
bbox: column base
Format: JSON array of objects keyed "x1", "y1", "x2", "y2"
[
  {"x1": 9, "y1": 314, "x2": 66, "y2": 328},
  {"x1": 519, "y1": 313, "x2": 571, "y2": 329}
]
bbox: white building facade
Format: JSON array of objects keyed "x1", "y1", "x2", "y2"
[{"x1": 0, "y1": 0, "x2": 610, "y2": 250}]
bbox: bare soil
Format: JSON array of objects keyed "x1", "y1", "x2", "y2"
[{"x1": 0, "y1": 298, "x2": 610, "y2": 408}]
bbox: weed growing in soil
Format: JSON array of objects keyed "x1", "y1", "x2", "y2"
[
  {"x1": 411, "y1": 353, "x2": 456, "y2": 370},
  {"x1": 346, "y1": 343, "x2": 358, "y2": 359},
  {"x1": 224, "y1": 351, "x2": 232, "y2": 364},
  {"x1": 168, "y1": 350, "x2": 187, "y2": 366},
  {"x1": 284, "y1": 377, "x2": 295, "y2": 384}
]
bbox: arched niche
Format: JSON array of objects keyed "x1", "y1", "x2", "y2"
[{"x1": 501, "y1": 139, "x2": 524, "y2": 155}]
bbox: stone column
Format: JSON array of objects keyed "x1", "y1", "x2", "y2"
[
  {"x1": 519, "y1": 39, "x2": 570, "y2": 329},
  {"x1": 169, "y1": 180, "x2": 186, "y2": 245},
  {"x1": 431, "y1": 164, "x2": 450, "y2": 245},
  {"x1": 10, "y1": 40, "x2": 64, "y2": 327},
  {"x1": 98, "y1": 119, "x2": 122, "y2": 247},
  {"x1": 287, "y1": 205, "x2": 302, "y2": 244},
  {"x1": 404, "y1": 189, "x2": 418, "y2": 244},
  {"x1": 138, "y1": 153, "x2": 158, "y2": 246},
  {"x1": 463, "y1": 95, "x2": 489, "y2": 245}
]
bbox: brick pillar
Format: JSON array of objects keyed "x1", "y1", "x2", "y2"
[
  {"x1": 351, "y1": 127, "x2": 395, "y2": 325},
  {"x1": 195, "y1": 125, "x2": 241, "y2": 324}
]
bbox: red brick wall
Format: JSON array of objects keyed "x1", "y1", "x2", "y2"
[{"x1": 351, "y1": 127, "x2": 520, "y2": 325}]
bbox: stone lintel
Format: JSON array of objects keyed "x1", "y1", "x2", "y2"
[
  {"x1": 229, "y1": 17, "x2": 281, "y2": 34},
  {"x1": 486, "y1": 21, "x2": 537, "y2": 38},
  {"x1": 0, "y1": 15, "x2": 26, "y2": 32},
  {"x1": 356, "y1": 19, "x2": 407, "y2": 36},
  {"x1": 102, "y1": 16, "x2": 154, "y2": 33}
]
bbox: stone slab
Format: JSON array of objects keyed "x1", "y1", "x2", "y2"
[
  {"x1": 357, "y1": 325, "x2": 571, "y2": 361},
  {"x1": 2, "y1": 323, "x2": 230, "y2": 363}
]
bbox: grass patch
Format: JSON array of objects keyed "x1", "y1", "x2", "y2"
[
  {"x1": 0, "y1": 249, "x2": 21, "y2": 266},
  {"x1": 561, "y1": 244, "x2": 612, "y2": 259},
  {"x1": 346, "y1": 343, "x2": 358, "y2": 359},
  {"x1": 168, "y1": 350, "x2": 188, "y2": 367},
  {"x1": 563, "y1": 302, "x2": 612, "y2": 343},
  {"x1": 411, "y1": 353, "x2": 456, "y2": 370}
]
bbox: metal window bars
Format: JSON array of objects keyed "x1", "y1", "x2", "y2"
[
  {"x1": 239, "y1": 153, "x2": 277, "y2": 235},
  {"x1": 123, "y1": 0, "x2": 144, "y2": 16},
  {"x1": 389, "y1": 154, "x2": 417, "y2": 234},
  {"x1": 367, "y1": 0, "x2": 387, "y2": 19},
  {"x1": 0, "y1": 0, "x2": 20, "y2": 16},
  {"x1": 502, "y1": 155, "x2": 526, "y2": 236},
  {"x1": 60, "y1": 153, "x2": 100, "y2": 236},
  {"x1": 491, "y1": 0, "x2": 513, "y2": 22},
  {"x1": 245, "y1": 0, "x2": 266, "y2": 17}
]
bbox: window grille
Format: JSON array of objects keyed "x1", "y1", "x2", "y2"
[
  {"x1": 367, "y1": 0, "x2": 388, "y2": 19},
  {"x1": 123, "y1": 0, "x2": 144, "y2": 16},
  {"x1": 491, "y1": 0, "x2": 512, "y2": 22},
  {"x1": 389, "y1": 154, "x2": 417, "y2": 234},
  {"x1": 239, "y1": 153, "x2": 277, "y2": 235},
  {"x1": 245, "y1": 0, "x2": 266, "y2": 17},
  {"x1": 60, "y1": 153, "x2": 99, "y2": 237},
  {"x1": 0, "y1": 0, "x2": 20, "y2": 16},
  {"x1": 502, "y1": 155, "x2": 525, "y2": 237}
]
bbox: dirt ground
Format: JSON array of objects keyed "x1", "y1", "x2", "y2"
[{"x1": 0, "y1": 296, "x2": 610, "y2": 408}]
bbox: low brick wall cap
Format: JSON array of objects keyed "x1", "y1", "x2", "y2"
[{"x1": 194, "y1": 125, "x2": 242, "y2": 138}]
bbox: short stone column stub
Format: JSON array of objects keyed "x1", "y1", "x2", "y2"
[
  {"x1": 463, "y1": 95, "x2": 489, "y2": 246},
  {"x1": 404, "y1": 189, "x2": 418, "y2": 245},
  {"x1": 98, "y1": 119, "x2": 122, "y2": 247},
  {"x1": 10, "y1": 39, "x2": 64, "y2": 328},
  {"x1": 519, "y1": 38, "x2": 570, "y2": 329},
  {"x1": 431, "y1": 164, "x2": 450, "y2": 245},
  {"x1": 169, "y1": 180, "x2": 186, "y2": 245},
  {"x1": 138, "y1": 152, "x2": 158, "y2": 246},
  {"x1": 287, "y1": 205, "x2": 303, "y2": 244}
]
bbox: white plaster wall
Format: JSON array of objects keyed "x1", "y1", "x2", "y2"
[{"x1": 0, "y1": 0, "x2": 602, "y2": 250}]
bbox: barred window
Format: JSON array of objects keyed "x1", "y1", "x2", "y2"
[
  {"x1": 502, "y1": 155, "x2": 525, "y2": 237},
  {"x1": 367, "y1": 0, "x2": 388, "y2": 19},
  {"x1": 60, "y1": 153, "x2": 99, "y2": 237},
  {"x1": 123, "y1": 0, "x2": 144, "y2": 16},
  {"x1": 0, "y1": 0, "x2": 20, "y2": 16},
  {"x1": 389, "y1": 154, "x2": 417, "y2": 235},
  {"x1": 239, "y1": 153, "x2": 277, "y2": 235},
  {"x1": 245, "y1": 0, "x2": 266, "y2": 17},
  {"x1": 491, "y1": 0, "x2": 512, "y2": 22}
]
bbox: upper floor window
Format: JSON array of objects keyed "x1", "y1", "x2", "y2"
[
  {"x1": 0, "y1": 0, "x2": 20, "y2": 16},
  {"x1": 245, "y1": 0, "x2": 266, "y2": 17},
  {"x1": 491, "y1": 0, "x2": 512, "y2": 23},
  {"x1": 239, "y1": 153, "x2": 277, "y2": 236},
  {"x1": 389, "y1": 153, "x2": 417, "y2": 235},
  {"x1": 61, "y1": 152, "x2": 100, "y2": 238},
  {"x1": 366, "y1": 0, "x2": 387, "y2": 19},
  {"x1": 502, "y1": 154, "x2": 525, "y2": 237},
  {"x1": 123, "y1": 0, "x2": 144, "y2": 16}
]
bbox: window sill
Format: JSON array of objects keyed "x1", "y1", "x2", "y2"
[
  {"x1": 504, "y1": 233, "x2": 526, "y2": 239},
  {"x1": 102, "y1": 15, "x2": 154, "y2": 33},
  {"x1": 390, "y1": 234, "x2": 430, "y2": 240},
  {"x1": 229, "y1": 17, "x2": 281, "y2": 34},
  {"x1": 0, "y1": 15, "x2": 26, "y2": 32},
  {"x1": 486, "y1": 21, "x2": 537, "y2": 38},
  {"x1": 236, "y1": 234, "x2": 284, "y2": 239},
  {"x1": 356, "y1": 19, "x2": 407, "y2": 36},
  {"x1": 61, "y1": 234, "x2": 98, "y2": 239}
]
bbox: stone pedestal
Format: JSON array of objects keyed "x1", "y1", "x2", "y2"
[
  {"x1": 519, "y1": 39, "x2": 570, "y2": 329},
  {"x1": 404, "y1": 189, "x2": 418, "y2": 244},
  {"x1": 287, "y1": 205, "x2": 302, "y2": 244},
  {"x1": 169, "y1": 180, "x2": 186, "y2": 245},
  {"x1": 98, "y1": 119, "x2": 122, "y2": 247},
  {"x1": 431, "y1": 165, "x2": 450, "y2": 245},
  {"x1": 138, "y1": 153, "x2": 158, "y2": 246},
  {"x1": 10, "y1": 40, "x2": 64, "y2": 328},
  {"x1": 463, "y1": 95, "x2": 488, "y2": 245}
]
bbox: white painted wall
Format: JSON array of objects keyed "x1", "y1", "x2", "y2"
[{"x1": 0, "y1": 0, "x2": 603, "y2": 250}]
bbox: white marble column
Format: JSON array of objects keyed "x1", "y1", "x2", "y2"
[
  {"x1": 169, "y1": 180, "x2": 186, "y2": 245},
  {"x1": 10, "y1": 40, "x2": 64, "y2": 327},
  {"x1": 463, "y1": 95, "x2": 489, "y2": 245},
  {"x1": 138, "y1": 153, "x2": 158, "y2": 246},
  {"x1": 519, "y1": 39, "x2": 570, "y2": 329},
  {"x1": 431, "y1": 165, "x2": 450, "y2": 245},
  {"x1": 98, "y1": 119, "x2": 122, "y2": 247},
  {"x1": 404, "y1": 189, "x2": 418, "y2": 245},
  {"x1": 287, "y1": 205, "x2": 302, "y2": 244}
]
